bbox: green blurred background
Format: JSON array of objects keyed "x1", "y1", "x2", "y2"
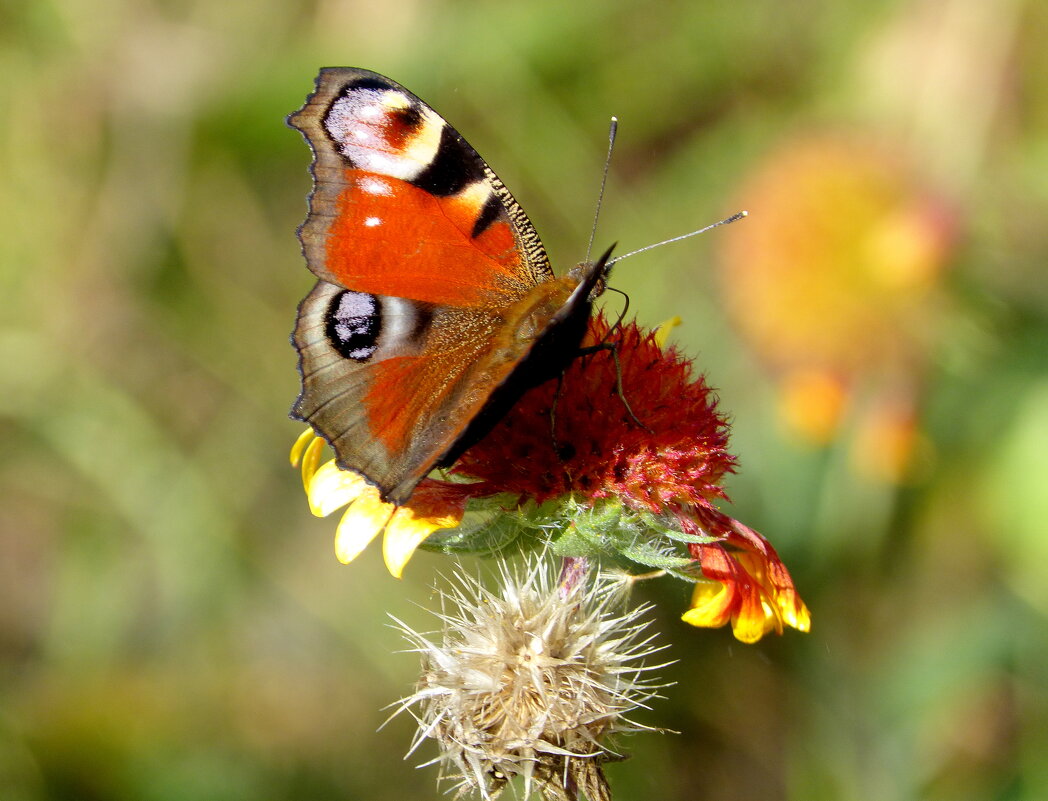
[{"x1": 2, "y1": 0, "x2": 1047, "y2": 799}]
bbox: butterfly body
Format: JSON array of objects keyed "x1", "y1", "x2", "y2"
[{"x1": 289, "y1": 68, "x2": 605, "y2": 505}]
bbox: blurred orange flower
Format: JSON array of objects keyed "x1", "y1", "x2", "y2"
[{"x1": 719, "y1": 134, "x2": 956, "y2": 480}]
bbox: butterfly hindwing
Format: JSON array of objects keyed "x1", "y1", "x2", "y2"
[
  {"x1": 289, "y1": 68, "x2": 600, "y2": 505},
  {"x1": 294, "y1": 280, "x2": 518, "y2": 500}
]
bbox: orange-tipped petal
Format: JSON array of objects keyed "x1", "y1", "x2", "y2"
[{"x1": 684, "y1": 536, "x2": 810, "y2": 643}]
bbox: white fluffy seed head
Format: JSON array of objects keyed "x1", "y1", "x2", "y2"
[{"x1": 393, "y1": 559, "x2": 668, "y2": 800}]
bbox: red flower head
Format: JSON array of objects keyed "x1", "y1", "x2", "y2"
[
  {"x1": 293, "y1": 314, "x2": 810, "y2": 642},
  {"x1": 449, "y1": 316, "x2": 735, "y2": 512}
]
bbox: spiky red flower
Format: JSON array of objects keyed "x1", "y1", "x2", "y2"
[{"x1": 448, "y1": 315, "x2": 735, "y2": 513}]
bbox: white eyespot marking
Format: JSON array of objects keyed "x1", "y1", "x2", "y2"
[
  {"x1": 359, "y1": 102, "x2": 383, "y2": 120},
  {"x1": 359, "y1": 177, "x2": 393, "y2": 196},
  {"x1": 334, "y1": 290, "x2": 375, "y2": 319},
  {"x1": 325, "y1": 88, "x2": 443, "y2": 181},
  {"x1": 364, "y1": 217, "x2": 382, "y2": 227},
  {"x1": 328, "y1": 291, "x2": 381, "y2": 362}
]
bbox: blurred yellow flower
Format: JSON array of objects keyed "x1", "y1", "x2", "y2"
[{"x1": 719, "y1": 133, "x2": 956, "y2": 480}]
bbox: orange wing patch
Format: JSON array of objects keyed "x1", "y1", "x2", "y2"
[
  {"x1": 363, "y1": 333, "x2": 489, "y2": 454},
  {"x1": 324, "y1": 172, "x2": 528, "y2": 307}
]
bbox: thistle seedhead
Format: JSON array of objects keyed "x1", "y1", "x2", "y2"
[{"x1": 393, "y1": 559, "x2": 668, "y2": 800}]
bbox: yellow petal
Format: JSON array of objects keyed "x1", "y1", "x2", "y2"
[
  {"x1": 776, "y1": 594, "x2": 812, "y2": 632},
  {"x1": 300, "y1": 435, "x2": 325, "y2": 492},
  {"x1": 290, "y1": 427, "x2": 316, "y2": 468},
  {"x1": 680, "y1": 581, "x2": 732, "y2": 628},
  {"x1": 307, "y1": 460, "x2": 372, "y2": 517},
  {"x1": 334, "y1": 495, "x2": 395, "y2": 565},
  {"x1": 653, "y1": 316, "x2": 682, "y2": 349},
  {"x1": 731, "y1": 608, "x2": 774, "y2": 644},
  {"x1": 382, "y1": 504, "x2": 462, "y2": 579}
]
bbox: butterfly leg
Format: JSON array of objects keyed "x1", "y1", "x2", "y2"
[
  {"x1": 575, "y1": 340, "x2": 652, "y2": 433},
  {"x1": 574, "y1": 283, "x2": 650, "y2": 430},
  {"x1": 602, "y1": 285, "x2": 631, "y2": 340}
]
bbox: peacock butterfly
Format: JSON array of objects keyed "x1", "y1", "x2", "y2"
[{"x1": 288, "y1": 68, "x2": 611, "y2": 506}]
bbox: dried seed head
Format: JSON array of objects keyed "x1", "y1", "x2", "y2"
[{"x1": 393, "y1": 560, "x2": 668, "y2": 800}]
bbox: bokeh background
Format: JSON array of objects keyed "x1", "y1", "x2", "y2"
[{"x1": 2, "y1": 0, "x2": 1047, "y2": 799}]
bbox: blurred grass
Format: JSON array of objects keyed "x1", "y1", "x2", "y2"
[{"x1": 2, "y1": 0, "x2": 1047, "y2": 799}]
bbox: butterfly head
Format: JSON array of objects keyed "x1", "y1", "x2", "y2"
[{"x1": 568, "y1": 242, "x2": 616, "y2": 302}]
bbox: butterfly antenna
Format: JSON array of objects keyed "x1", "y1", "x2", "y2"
[
  {"x1": 585, "y1": 117, "x2": 619, "y2": 265},
  {"x1": 607, "y1": 210, "x2": 748, "y2": 266}
]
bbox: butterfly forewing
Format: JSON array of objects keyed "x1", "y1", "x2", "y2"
[
  {"x1": 289, "y1": 68, "x2": 593, "y2": 504},
  {"x1": 289, "y1": 68, "x2": 553, "y2": 303}
]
